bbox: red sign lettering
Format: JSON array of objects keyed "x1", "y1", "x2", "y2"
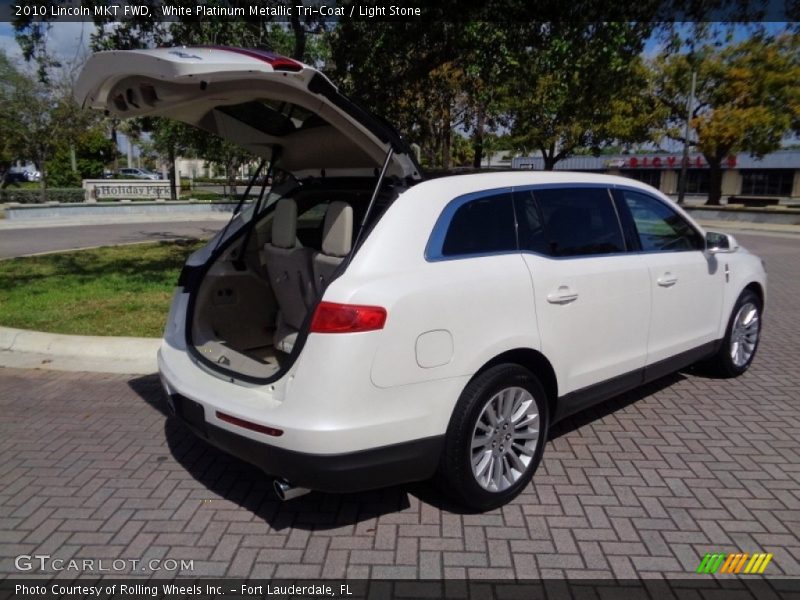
[{"x1": 623, "y1": 154, "x2": 735, "y2": 169}]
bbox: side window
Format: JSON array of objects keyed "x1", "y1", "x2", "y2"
[
  {"x1": 297, "y1": 202, "x2": 329, "y2": 229},
  {"x1": 513, "y1": 191, "x2": 549, "y2": 255},
  {"x1": 522, "y1": 187, "x2": 626, "y2": 257},
  {"x1": 621, "y1": 190, "x2": 704, "y2": 252},
  {"x1": 441, "y1": 193, "x2": 517, "y2": 257}
]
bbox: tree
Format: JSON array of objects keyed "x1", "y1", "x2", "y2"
[
  {"x1": 149, "y1": 119, "x2": 196, "y2": 201},
  {"x1": 330, "y1": 20, "x2": 457, "y2": 168},
  {"x1": 0, "y1": 52, "x2": 23, "y2": 187},
  {"x1": 330, "y1": 18, "x2": 515, "y2": 169},
  {"x1": 330, "y1": 18, "x2": 661, "y2": 171},
  {"x1": 652, "y1": 32, "x2": 800, "y2": 205},
  {"x1": 459, "y1": 22, "x2": 520, "y2": 168},
  {"x1": 0, "y1": 53, "x2": 91, "y2": 200},
  {"x1": 48, "y1": 126, "x2": 116, "y2": 187},
  {"x1": 506, "y1": 22, "x2": 659, "y2": 170}
]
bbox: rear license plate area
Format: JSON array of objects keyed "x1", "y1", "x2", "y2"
[{"x1": 174, "y1": 395, "x2": 207, "y2": 436}]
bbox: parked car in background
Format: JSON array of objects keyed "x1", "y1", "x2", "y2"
[
  {"x1": 4, "y1": 170, "x2": 27, "y2": 184},
  {"x1": 116, "y1": 167, "x2": 162, "y2": 180},
  {"x1": 4, "y1": 166, "x2": 40, "y2": 183},
  {"x1": 76, "y1": 46, "x2": 767, "y2": 511}
]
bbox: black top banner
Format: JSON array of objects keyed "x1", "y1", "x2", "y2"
[
  {"x1": 4, "y1": 578, "x2": 800, "y2": 600},
  {"x1": 1, "y1": 0, "x2": 798, "y2": 23}
]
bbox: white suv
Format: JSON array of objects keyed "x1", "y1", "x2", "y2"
[{"x1": 76, "y1": 47, "x2": 766, "y2": 510}]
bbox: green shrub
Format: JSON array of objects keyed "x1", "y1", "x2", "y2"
[
  {"x1": 181, "y1": 191, "x2": 226, "y2": 201},
  {"x1": 0, "y1": 188, "x2": 85, "y2": 204}
]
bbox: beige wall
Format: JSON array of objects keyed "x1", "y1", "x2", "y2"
[
  {"x1": 721, "y1": 169, "x2": 742, "y2": 197},
  {"x1": 793, "y1": 171, "x2": 800, "y2": 198},
  {"x1": 176, "y1": 158, "x2": 214, "y2": 179},
  {"x1": 660, "y1": 170, "x2": 677, "y2": 195}
]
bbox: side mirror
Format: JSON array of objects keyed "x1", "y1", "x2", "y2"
[{"x1": 706, "y1": 231, "x2": 738, "y2": 254}]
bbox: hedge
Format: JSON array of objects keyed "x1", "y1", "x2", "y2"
[{"x1": 0, "y1": 188, "x2": 85, "y2": 204}]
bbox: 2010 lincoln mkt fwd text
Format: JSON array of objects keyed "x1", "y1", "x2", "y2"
[{"x1": 76, "y1": 47, "x2": 766, "y2": 510}]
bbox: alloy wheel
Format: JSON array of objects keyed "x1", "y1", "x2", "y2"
[
  {"x1": 730, "y1": 301, "x2": 760, "y2": 368},
  {"x1": 470, "y1": 386, "x2": 540, "y2": 492}
]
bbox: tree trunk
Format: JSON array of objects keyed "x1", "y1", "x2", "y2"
[
  {"x1": 441, "y1": 105, "x2": 452, "y2": 170},
  {"x1": 705, "y1": 156, "x2": 723, "y2": 206},
  {"x1": 37, "y1": 154, "x2": 47, "y2": 203},
  {"x1": 168, "y1": 146, "x2": 177, "y2": 201},
  {"x1": 542, "y1": 149, "x2": 557, "y2": 171},
  {"x1": 227, "y1": 159, "x2": 238, "y2": 197},
  {"x1": 290, "y1": 14, "x2": 307, "y2": 60},
  {"x1": 472, "y1": 108, "x2": 486, "y2": 169}
]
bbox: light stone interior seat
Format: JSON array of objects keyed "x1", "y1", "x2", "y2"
[
  {"x1": 313, "y1": 201, "x2": 354, "y2": 296},
  {"x1": 262, "y1": 198, "x2": 314, "y2": 353}
]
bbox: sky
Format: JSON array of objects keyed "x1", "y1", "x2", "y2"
[{"x1": 0, "y1": 21, "x2": 93, "y2": 67}]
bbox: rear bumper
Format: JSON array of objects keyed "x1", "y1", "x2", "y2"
[{"x1": 169, "y1": 392, "x2": 444, "y2": 493}]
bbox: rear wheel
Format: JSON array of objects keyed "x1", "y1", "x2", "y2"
[
  {"x1": 438, "y1": 364, "x2": 548, "y2": 511},
  {"x1": 705, "y1": 289, "x2": 762, "y2": 378}
]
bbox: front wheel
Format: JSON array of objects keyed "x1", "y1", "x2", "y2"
[
  {"x1": 705, "y1": 289, "x2": 762, "y2": 378},
  {"x1": 437, "y1": 364, "x2": 548, "y2": 511}
]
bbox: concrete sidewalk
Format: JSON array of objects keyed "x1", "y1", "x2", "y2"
[
  {"x1": 0, "y1": 326, "x2": 159, "y2": 374},
  {"x1": 0, "y1": 211, "x2": 232, "y2": 230}
]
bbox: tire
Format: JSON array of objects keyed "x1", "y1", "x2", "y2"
[
  {"x1": 437, "y1": 364, "x2": 548, "y2": 511},
  {"x1": 705, "y1": 289, "x2": 763, "y2": 378}
]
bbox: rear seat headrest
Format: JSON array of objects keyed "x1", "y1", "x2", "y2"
[
  {"x1": 322, "y1": 201, "x2": 353, "y2": 258},
  {"x1": 271, "y1": 199, "x2": 297, "y2": 249}
]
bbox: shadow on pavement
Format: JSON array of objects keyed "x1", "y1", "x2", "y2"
[
  {"x1": 549, "y1": 371, "x2": 685, "y2": 440},
  {"x1": 126, "y1": 369, "x2": 688, "y2": 523},
  {"x1": 127, "y1": 374, "x2": 413, "y2": 530}
]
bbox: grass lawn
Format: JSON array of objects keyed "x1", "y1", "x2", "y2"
[{"x1": 0, "y1": 240, "x2": 205, "y2": 337}]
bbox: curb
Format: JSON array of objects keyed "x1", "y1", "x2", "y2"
[{"x1": 0, "y1": 326, "x2": 159, "y2": 375}]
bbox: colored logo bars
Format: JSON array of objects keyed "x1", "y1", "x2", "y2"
[{"x1": 697, "y1": 552, "x2": 773, "y2": 574}]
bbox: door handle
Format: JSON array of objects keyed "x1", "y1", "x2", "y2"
[
  {"x1": 657, "y1": 273, "x2": 678, "y2": 287},
  {"x1": 547, "y1": 286, "x2": 578, "y2": 304}
]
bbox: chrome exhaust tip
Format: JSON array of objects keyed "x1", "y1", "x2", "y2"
[{"x1": 273, "y1": 479, "x2": 311, "y2": 501}]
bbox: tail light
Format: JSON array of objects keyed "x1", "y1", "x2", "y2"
[
  {"x1": 216, "y1": 411, "x2": 283, "y2": 437},
  {"x1": 310, "y1": 302, "x2": 387, "y2": 334}
]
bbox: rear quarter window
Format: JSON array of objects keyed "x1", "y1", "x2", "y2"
[{"x1": 441, "y1": 193, "x2": 517, "y2": 257}]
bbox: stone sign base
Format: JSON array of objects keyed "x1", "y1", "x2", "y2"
[{"x1": 82, "y1": 179, "x2": 180, "y2": 202}]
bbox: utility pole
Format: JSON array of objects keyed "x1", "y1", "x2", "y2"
[{"x1": 677, "y1": 70, "x2": 697, "y2": 205}]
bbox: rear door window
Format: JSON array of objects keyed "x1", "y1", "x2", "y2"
[
  {"x1": 441, "y1": 192, "x2": 517, "y2": 257},
  {"x1": 516, "y1": 187, "x2": 626, "y2": 257}
]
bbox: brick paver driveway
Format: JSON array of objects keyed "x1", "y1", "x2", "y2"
[{"x1": 1, "y1": 233, "x2": 798, "y2": 580}]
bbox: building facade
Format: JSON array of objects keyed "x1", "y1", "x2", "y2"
[{"x1": 512, "y1": 150, "x2": 800, "y2": 204}]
